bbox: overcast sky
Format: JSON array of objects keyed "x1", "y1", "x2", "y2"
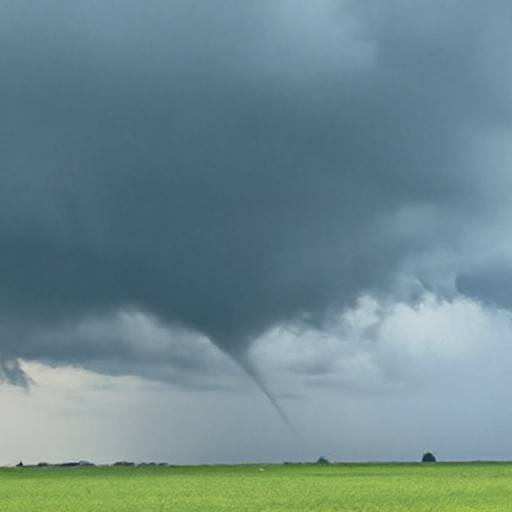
[{"x1": 2, "y1": 0, "x2": 512, "y2": 465}]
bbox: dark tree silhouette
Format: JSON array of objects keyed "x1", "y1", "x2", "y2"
[{"x1": 421, "y1": 452, "x2": 436, "y2": 463}]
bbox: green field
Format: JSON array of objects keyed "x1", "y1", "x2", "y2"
[{"x1": 1, "y1": 462, "x2": 512, "y2": 511}]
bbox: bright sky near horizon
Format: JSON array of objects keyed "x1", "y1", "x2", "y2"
[{"x1": 2, "y1": 0, "x2": 512, "y2": 465}]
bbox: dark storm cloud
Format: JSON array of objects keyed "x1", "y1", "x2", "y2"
[{"x1": 1, "y1": 1, "x2": 511, "y2": 384}]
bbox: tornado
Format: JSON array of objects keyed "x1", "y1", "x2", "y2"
[{"x1": 230, "y1": 350, "x2": 300, "y2": 438}]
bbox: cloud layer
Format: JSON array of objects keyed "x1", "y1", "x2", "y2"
[{"x1": 2, "y1": 0, "x2": 512, "y2": 387}]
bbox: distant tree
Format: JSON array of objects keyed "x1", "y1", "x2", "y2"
[
  {"x1": 421, "y1": 452, "x2": 436, "y2": 463},
  {"x1": 315, "y1": 456, "x2": 330, "y2": 465}
]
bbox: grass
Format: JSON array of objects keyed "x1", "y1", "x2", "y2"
[{"x1": 1, "y1": 462, "x2": 512, "y2": 511}]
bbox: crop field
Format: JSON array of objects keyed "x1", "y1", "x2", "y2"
[{"x1": 1, "y1": 462, "x2": 512, "y2": 511}]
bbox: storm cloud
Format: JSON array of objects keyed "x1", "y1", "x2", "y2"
[{"x1": 2, "y1": 0, "x2": 512, "y2": 390}]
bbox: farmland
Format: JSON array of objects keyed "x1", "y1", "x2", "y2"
[{"x1": 1, "y1": 462, "x2": 512, "y2": 511}]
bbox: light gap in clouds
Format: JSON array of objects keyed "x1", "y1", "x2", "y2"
[{"x1": 251, "y1": 292, "x2": 512, "y2": 396}]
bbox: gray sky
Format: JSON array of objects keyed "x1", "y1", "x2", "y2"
[{"x1": 2, "y1": 0, "x2": 512, "y2": 465}]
